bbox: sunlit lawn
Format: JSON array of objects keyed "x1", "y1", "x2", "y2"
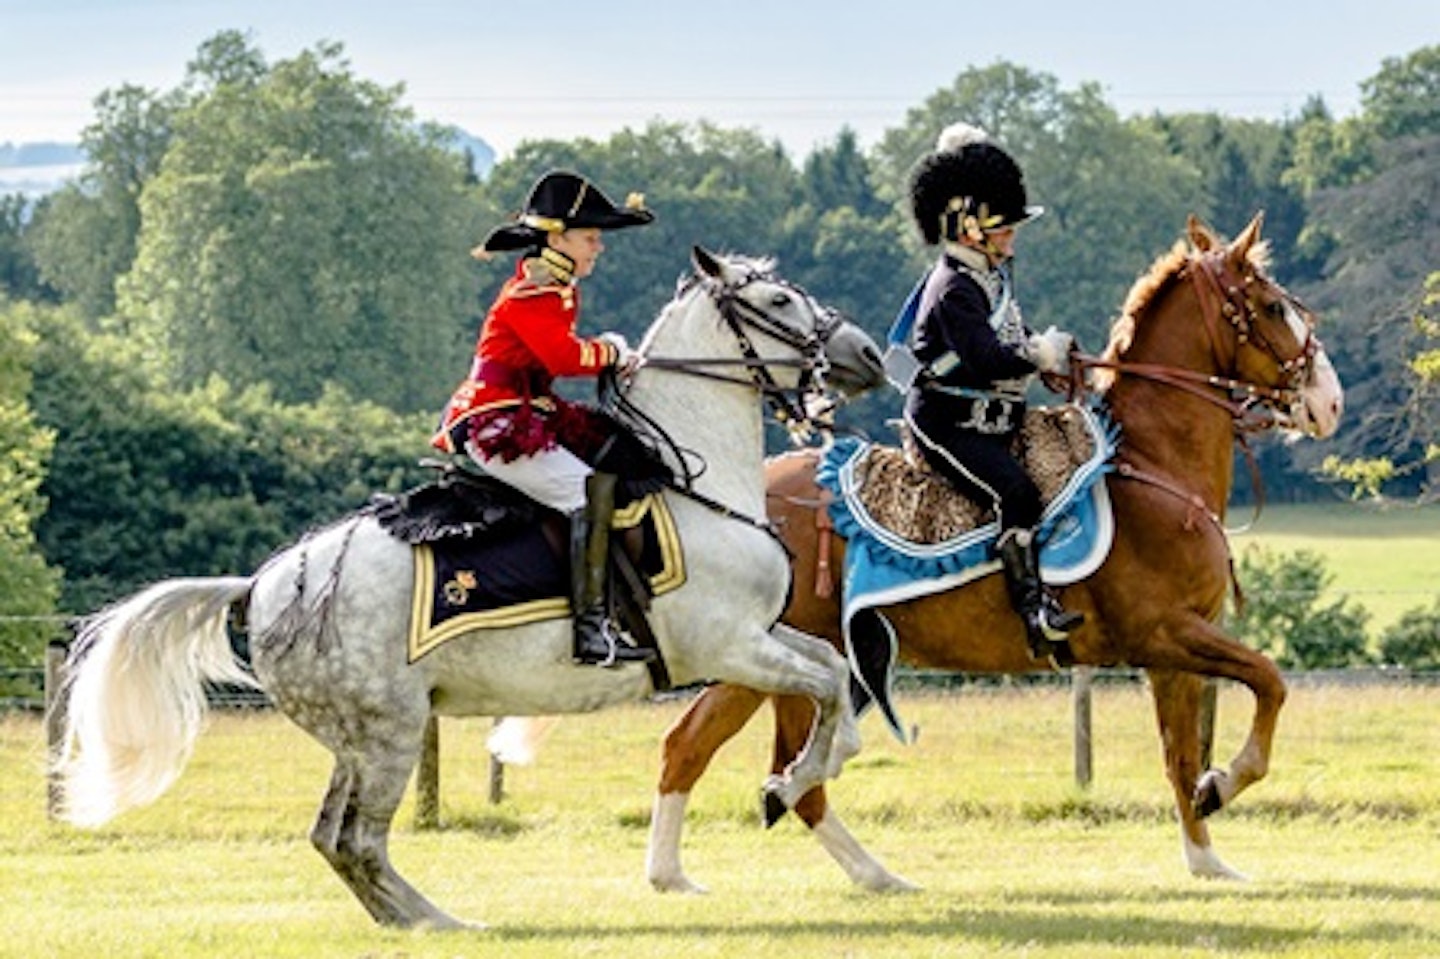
[
  {"x1": 1229, "y1": 500, "x2": 1440, "y2": 636},
  {"x1": 4, "y1": 681, "x2": 1438, "y2": 958}
]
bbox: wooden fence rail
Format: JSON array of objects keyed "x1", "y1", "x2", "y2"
[{"x1": 34, "y1": 657, "x2": 1439, "y2": 824}]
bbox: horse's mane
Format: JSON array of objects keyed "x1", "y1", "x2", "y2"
[{"x1": 1093, "y1": 227, "x2": 1272, "y2": 392}]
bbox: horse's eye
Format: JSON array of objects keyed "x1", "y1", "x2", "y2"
[
  {"x1": 1264, "y1": 300, "x2": 1286, "y2": 319},
  {"x1": 771, "y1": 292, "x2": 791, "y2": 307}
]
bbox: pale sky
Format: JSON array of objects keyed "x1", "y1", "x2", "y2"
[{"x1": 2, "y1": 0, "x2": 1437, "y2": 160}]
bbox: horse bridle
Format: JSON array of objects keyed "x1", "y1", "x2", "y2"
[
  {"x1": 1069, "y1": 250, "x2": 1320, "y2": 434},
  {"x1": 599, "y1": 265, "x2": 840, "y2": 511},
  {"x1": 1065, "y1": 249, "x2": 1323, "y2": 535},
  {"x1": 632, "y1": 267, "x2": 841, "y2": 439}
]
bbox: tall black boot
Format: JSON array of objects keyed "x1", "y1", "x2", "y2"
[
  {"x1": 995, "y1": 527, "x2": 1083, "y2": 662},
  {"x1": 570, "y1": 472, "x2": 654, "y2": 667}
]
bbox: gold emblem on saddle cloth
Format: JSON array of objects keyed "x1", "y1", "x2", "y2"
[
  {"x1": 862, "y1": 407, "x2": 1096, "y2": 544},
  {"x1": 407, "y1": 492, "x2": 686, "y2": 661},
  {"x1": 442, "y1": 570, "x2": 478, "y2": 606}
]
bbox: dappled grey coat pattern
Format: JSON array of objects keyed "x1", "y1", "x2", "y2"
[{"x1": 50, "y1": 248, "x2": 887, "y2": 929}]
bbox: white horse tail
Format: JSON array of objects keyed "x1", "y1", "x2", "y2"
[
  {"x1": 52, "y1": 576, "x2": 258, "y2": 827},
  {"x1": 486, "y1": 716, "x2": 562, "y2": 766}
]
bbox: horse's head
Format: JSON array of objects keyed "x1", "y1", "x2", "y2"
[
  {"x1": 1189, "y1": 214, "x2": 1343, "y2": 439},
  {"x1": 688, "y1": 244, "x2": 883, "y2": 402}
]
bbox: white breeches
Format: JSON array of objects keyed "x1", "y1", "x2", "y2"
[{"x1": 466, "y1": 440, "x2": 592, "y2": 513}]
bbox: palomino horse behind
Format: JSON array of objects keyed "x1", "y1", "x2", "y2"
[
  {"x1": 51, "y1": 247, "x2": 885, "y2": 928},
  {"x1": 640, "y1": 213, "x2": 1345, "y2": 893}
]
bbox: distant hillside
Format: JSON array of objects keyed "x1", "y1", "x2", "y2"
[
  {"x1": 436, "y1": 126, "x2": 495, "y2": 179},
  {"x1": 0, "y1": 141, "x2": 86, "y2": 167},
  {"x1": 0, "y1": 143, "x2": 87, "y2": 197},
  {"x1": 0, "y1": 129, "x2": 494, "y2": 198}
]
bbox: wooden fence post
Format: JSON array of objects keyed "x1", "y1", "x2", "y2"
[
  {"x1": 1072, "y1": 666, "x2": 1093, "y2": 788},
  {"x1": 414, "y1": 716, "x2": 440, "y2": 828},
  {"x1": 44, "y1": 640, "x2": 69, "y2": 820},
  {"x1": 488, "y1": 718, "x2": 505, "y2": 804}
]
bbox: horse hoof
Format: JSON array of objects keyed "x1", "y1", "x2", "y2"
[
  {"x1": 862, "y1": 872, "x2": 923, "y2": 894},
  {"x1": 650, "y1": 874, "x2": 710, "y2": 895},
  {"x1": 761, "y1": 787, "x2": 789, "y2": 828},
  {"x1": 1193, "y1": 769, "x2": 1226, "y2": 819}
]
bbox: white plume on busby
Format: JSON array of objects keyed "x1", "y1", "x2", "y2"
[{"x1": 935, "y1": 122, "x2": 991, "y2": 154}]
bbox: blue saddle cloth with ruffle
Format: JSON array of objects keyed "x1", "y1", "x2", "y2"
[{"x1": 816, "y1": 403, "x2": 1118, "y2": 741}]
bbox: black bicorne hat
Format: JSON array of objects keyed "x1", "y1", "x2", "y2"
[
  {"x1": 909, "y1": 123, "x2": 1043, "y2": 246},
  {"x1": 479, "y1": 170, "x2": 655, "y2": 254}
]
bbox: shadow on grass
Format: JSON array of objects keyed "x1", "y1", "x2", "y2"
[{"x1": 477, "y1": 908, "x2": 1428, "y2": 950}]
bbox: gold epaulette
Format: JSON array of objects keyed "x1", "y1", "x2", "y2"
[{"x1": 502, "y1": 279, "x2": 575, "y2": 308}]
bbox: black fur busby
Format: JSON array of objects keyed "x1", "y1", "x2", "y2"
[
  {"x1": 909, "y1": 123, "x2": 1042, "y2": 246},
  {"x1": 479, "y1": 170, "x2": 654, "y2": 254}
]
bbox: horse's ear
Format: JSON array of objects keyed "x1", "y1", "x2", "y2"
[
  {"x1": 1229, "y1": 211, "x2": 1265, "y2": 262},
  {"x1": 1187, "y1": 214, "x2": 1216, "y2": 252},
  {"x1": 692, "y1": 245, "x2": 722, "y2": 279}
]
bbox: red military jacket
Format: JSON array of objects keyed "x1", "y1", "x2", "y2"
[{"x1": 432, "y1": 258, "x2": 619, "y2": 454}]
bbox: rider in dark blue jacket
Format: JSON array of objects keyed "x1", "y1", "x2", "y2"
[{"x1": 902, "y1": 123, "x2": 1083, "y2": 662}]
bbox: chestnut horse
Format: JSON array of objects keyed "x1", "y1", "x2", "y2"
[{"x1": 644, "y1": 214, "x2": 1345, "y2": 892}]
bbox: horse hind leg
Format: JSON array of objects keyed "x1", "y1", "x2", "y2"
[
  {"x1": 311, "y1": 737, "x2": 470, "y2": 928},
  {"x1": 649, "y1": 683, "x2": 769, "y2": 894}
]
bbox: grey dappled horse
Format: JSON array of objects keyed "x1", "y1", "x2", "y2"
[{"x1": 52, "y1": 247, "x2": 885, "y2": 929}]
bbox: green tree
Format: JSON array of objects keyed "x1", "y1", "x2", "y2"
[
  {"x1": 0, "y1": 299, "x2": 61, "y2": 672},
  {"x1": 30, "y1": 310, "x2": 433, "y2": 614},
  {"x1": 1304, "y1": 138, "x2": 1440, "y2": 491},
  {"x1": 1147, "y1": 112, "x2": 1313, "y2": 278},
  {"x1": 25, "y1": 83, "x2": 177, "y2": 320},
  {"x1": 475, "y1": 121, "x2": 805, "y2": 352},
  {"x1": 869, "y1": 65, "x2": 1199, "y2": 350},
  {"x1": 0, "y1": 195, "x2": 53, "y2": 302},
  {"x1": 1321, "y1": 270, "x2": 1440, "y2": 499},
  {"x1": 1232, "y1": 546, "x2": 1371, "y2": 669},
  {"x1": 115, "y1": 32, "x2": 483, "y2": 411},
  {"x1": 1360, "y1": 44, "x2": 1440, "y2": 141},
  {"x1": 1377, "y1": 598, "x2": 1440, "y2": 670},
  {"x1": 801, "y1": 127, "x2": 887, "y2": 220}
]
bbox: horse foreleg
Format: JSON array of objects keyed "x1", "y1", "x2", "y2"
[
  {"x1": 312, "y1": 738, "x2": 470, "y2": 928},
  {"x1": 1174, "y1": 620, "x2": 1288, "y2": 821},
  {"x1": 648, "y1": 684, "x2": 768, "y2": 894},
  {"x1": 1147, "y1": 668, "x2": 1245, "y2": 880},
  {"x1": 769, "y1": 624, "x2": 861, "y2": 779},
  {"x1": 771, "y1": 695, "x2": 918, "y2": 892},
  {"x1": 753, "y1": 640, "x2": 850, "y2": 815}
]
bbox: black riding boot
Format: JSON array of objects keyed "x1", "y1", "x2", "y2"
[
  {"x1": 570, "y1": 472, "x2": 655, "y2": 667},
  {"x1": 995, "y1": 527, "x2": 1084, "y2": 663}
]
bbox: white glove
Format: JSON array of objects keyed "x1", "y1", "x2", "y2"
[
  {"x1": 598, "y1": 331, "x2": 642, "y2": 375},
  {"x1": 1026, "y1": 326, "x2": 1074, "y2": 374}
]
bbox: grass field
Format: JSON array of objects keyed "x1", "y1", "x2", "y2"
[
  {"x1": 1228, "y1": 500, "x2": 1440, "y2": 637},
  {"x1": 5, "y1": 683, "x2": 1439, "y2": 958}
]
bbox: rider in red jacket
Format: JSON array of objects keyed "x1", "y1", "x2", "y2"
[{"x1": 434, "y1": 170, "x2": 655, "y2": 667}]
